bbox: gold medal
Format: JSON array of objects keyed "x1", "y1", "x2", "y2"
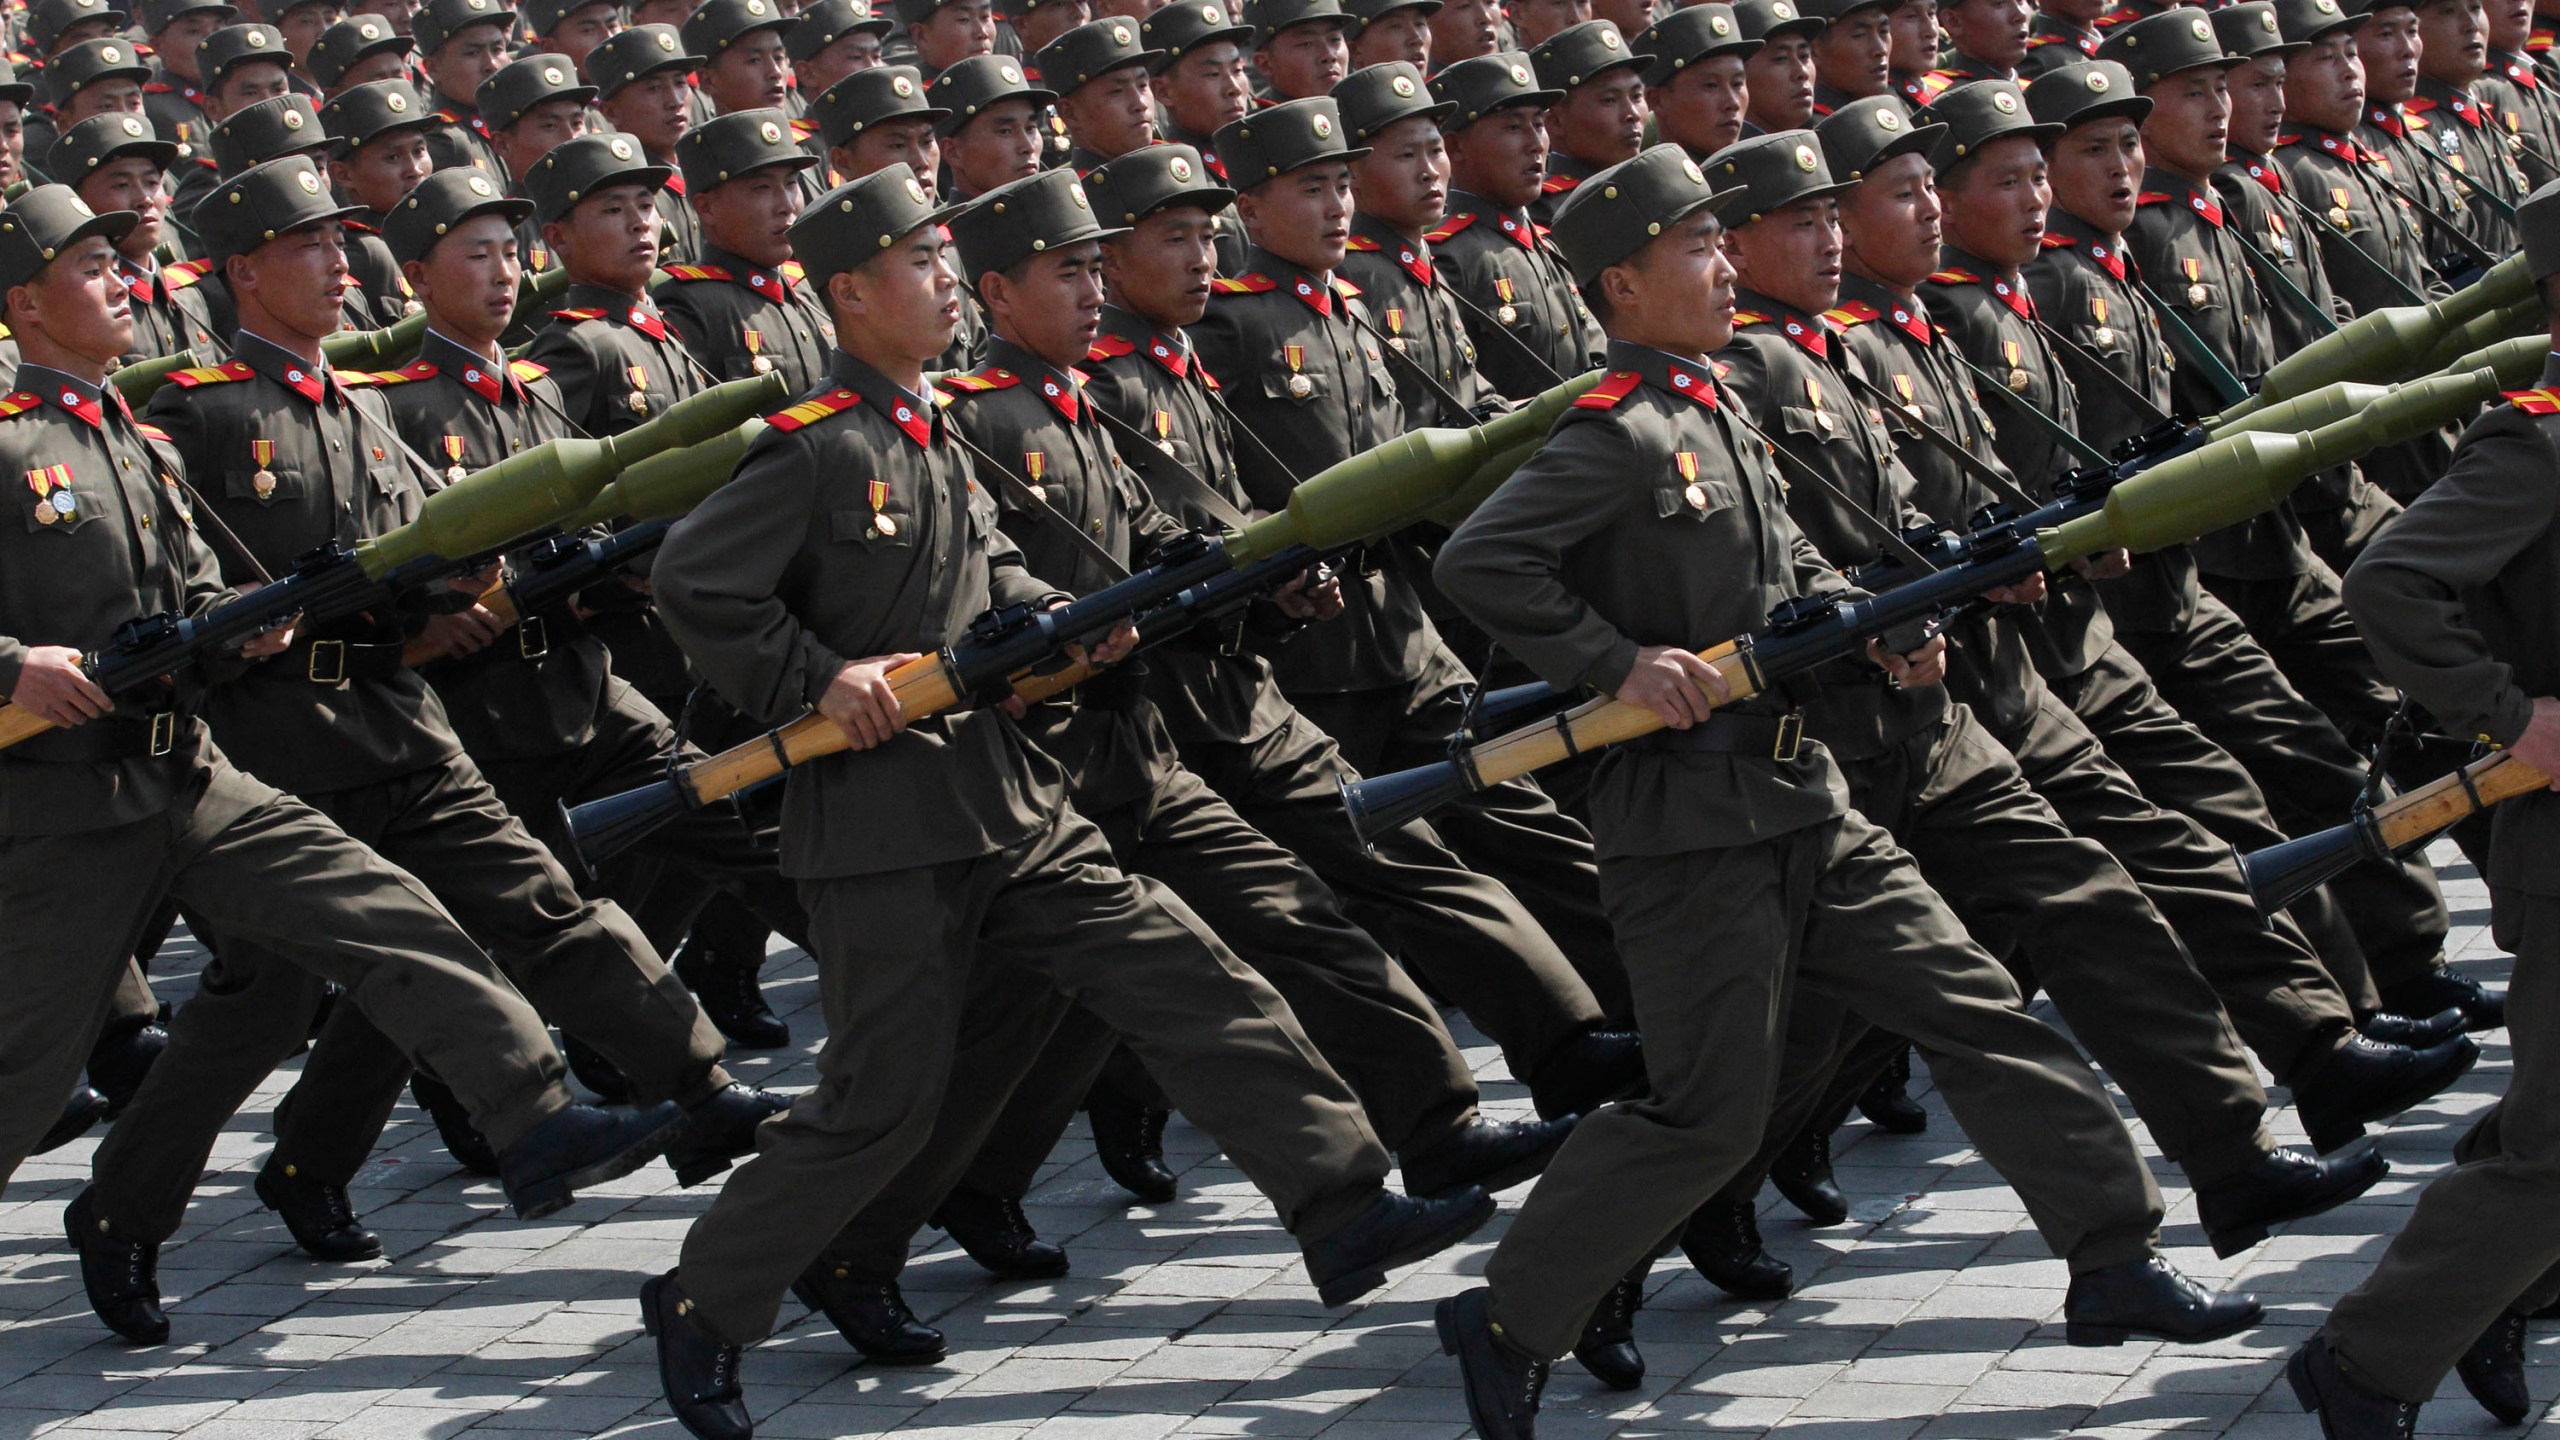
[
  {"x1": 2007, "y1": 367, "x2": 2031, "y2": 392},
  {"x1": 751, "y1": 356, "x2": 774, "y2": 373},
  {"x1": 2187, "y1": 282, "x2": 2208, "y2": 306},
  {"x1": 1495, "y1": 304, "x2": 1518, "y2": 325},
  {"x1": 32, "y1": 495, "x2": 54, "y2": 523},
  {"x1": 2091, "y1": 325, "x2": 2115, "y2": 348},
  {"x1": 627, "y1": 391, "x2": 650, "y2": 414},
  {"x1": 1286, "y1": 373, "x2": 1313, "y2": 398},
  {"x1": 873, "y1": 512, "x2": 897, "y2": 536},
  {"x1": 251, "y1": 438, "x2": 276, "y2": 498},
  {"x1": 1684, "y1": 482, "x2": 1708, "y2": 509},
  {"x1": 867, "y1": 477, "x2": 897, "y2": 537},
  {"x1": 252, "y1": 469, "x2": 276, "y2": 498},
  {"x1": 2330, "y1": 205, "x2": 2351, "y2": 229}
]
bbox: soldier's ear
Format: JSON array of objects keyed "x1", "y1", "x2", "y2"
[
  {"x1": 828, "y1": 265, "x2": 865, "y2": 318},
  {"x1": 399, "y1": 256, "x2": 431, "y2": 300}
]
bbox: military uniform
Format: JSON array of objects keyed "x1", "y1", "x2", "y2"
[
  {"x1": 2018, "y1": 10, "x2": 2100, "y2": 76},
  {"x1": 413, "y1": 0, "x2": 517, "y2": 177},
  {"x1": 43, "y1": 113, "x2": 222, "y2": 361},
  {"x1": 140, "y1": 68, "x2": 211, "y2": 163},
  {"x1": 2406, "y1": 72, "x2": 2527, "y2": 261},
  {"x1": 1438, "y1": 145, "x2": 2185, "y2": 1367},
  {"x1": 2480, "y1": 41, "x2": 2560, "y2": 188},
  {"x1": 2357, "y1": 97, "x2": 2477, "y2": 282}
]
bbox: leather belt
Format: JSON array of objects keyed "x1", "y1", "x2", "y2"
[
  {"x1": 1638, "y1": 707, "x2": 1806, "y2": 761},
  {"x1": 288, "y1": 636, "x2": 409, "y2": 684},
  {"x1": 10, "y1": 710, "x2": 201, "y2": 761}
]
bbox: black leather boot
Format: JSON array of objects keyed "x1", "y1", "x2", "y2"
[
  {"x1": 37, "y1": 1087, "x2": 109, "y2": 1155},
  {"x1": 2194, "y1": 1143, "x2": 2387, "y2": 1258},
  {"x1": 2062, "y1": 1257, "x2": 2260, "y2": 1346},
  {"x1": 1437, "y1": 1287, "x2": 1548, "y2": 1440},
  {"x1": 1527, "y1": 1029, "x2": 1645, "y2": 1122},
  {"x1": 65, "y1": 1188, "x2": 167, "y2": 1344},
  {"x1": 2289, "y1": 1334, "x2": 2420, "y2": 1439},
  {"x1": 2294, "y1": 1033, "x2": 2479, "y2": 1153},
  {"x1": 932, "y1": 1187, "x2": 1069, "y2": 1279},
  {"x1": 1304, "y1": 1187, "x2": 1496, "y2": 1306},
  {"x1": 2358, "y1": 1008, "x2": 2466, "y2": 1048},
  {"x1": 793, "y1": 1263, "x2": 948, "y2": 1364},
  {"x1": 88, "y1": 1016, "x2": 167, "y2": 1119},
  {"x1": 1402, "y1": 1115, "x2": 1575, "y2": 1199},
  {"x1": 1856, "y1": 1044, "x2": 1928, "y2": 1134},
  {"x1": 1770, "y1": 1122, "x2": 1848, "y2": 1226},
  {"x1": 498, "y1": 1101, "x2": 684, "y2": 1219},
  {"x1": 664, "y1": 1083, "x2": 790, "y2": 1187},
  {"x1": 1571, "y1": 1263, "x2": 1647, "y2": 1391},
  {"x1": 409, "y1": 1071, "x2": 501, "y2": 1177},
  {"x1": 255, "y1": 1160, "x2": 383, "y2": 1262},
  {"x1": 2380, "y1": 969, "x2": 2504, "y2": 1033},
  {"x1": 2455, "y1": 1309, "x2": 2530, "y2": 1424},
  {"x1": 674, "y1": 934, "x2": 788, "y2": 1050},
  {"x1": 642, "y1": 1271, "x2": 751, "y2": 1440},
  {"x1": 1680, "y1": 1198, "x2": 1792, "y2": 1302},
  {"x1": 1087, "y1": 1081, "x2": 1176, "y2": 1203}
]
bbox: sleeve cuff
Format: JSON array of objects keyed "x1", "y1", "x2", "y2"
[
  {"x1": 1586, "y1": 638, "x2": 1641, "y2": 698},
  {"x1": 2486, "y1": 688, "x2": 2538, "y2": 750}
]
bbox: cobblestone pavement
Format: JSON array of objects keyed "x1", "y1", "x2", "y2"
[{"x1": 0, "y1": 842, "x2": 2538, "y2": 1440}]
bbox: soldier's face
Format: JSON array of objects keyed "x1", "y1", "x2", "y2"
[
  {"x1": 2048, "y1": 114, "x2": 2142, "y2": 233},
  {"x1": 1445, "y1": 101, "x2": 1549, "y2": 209},
  {"x1": 280, "y1": 0, "x2": 349, "y2": 65},
  {"x1": 354, "y1": 0, "x2": 421, "y2": 33},
  {"x1": 1651, "y1": 56, "x2": 1748, "y2": 157},
  {"x1": 798, "y1": 29, "x2": 885, "y2": 94},
  {"x1": 1812, "y1": 7, "x2": 1892, "y2": 98},
  {"x1": 0, "y1": 103, "x2": 22, "y2": 187},
  {"x1": 15, "y1": 237, "x2": 135, "y2": 366},
  {"x1": 2139, "y1": 65, "x2": 2230, "y2": 180},
  {"x1": 1726, "y1": 195, "x2": 1842, "y2": 316},
  {"x1": 2285, "y1": 30, "x2": 2364, "y2": 128},
  {"x1": 1549, "y1": 68, "x2": 1647, "y2": 167},
  {"x1": 1744, "y1": 34, "x2": 1814, "y2": 129},
  {"x1": 1161, "y1": 42, "x2": 1251, "y2": 136},
  {"x1": 207, "y1": 61, "x2": 292, "y2": 122},
  {"x1": 1013, "y1": 0, "x2": 1093, "y2": 52},
  {"x1": 708, "y1": 30, "x2": 795, "y2": 112},
  {"x1": 1942, "y1": 0, "x2": 2029, "y2": 66},
  {"x1": 427, "y1": 21, "x2": 512, "y2": 103},
  {"x1": 1430, "y1": 0, "x2": 1502, "y2": 64},
  {"x1": 601, "y1": 70, "x2": 695, "y2": 154},
  {"x1": 1058, "y1": 65, "x2": 1156, "y2": 159},
  {"x1": 2484, "y1": 0, "x2": 2531, "y2": 48},
  {"x1": 2416, "y1": 0, "x2": 2487, "y2": 81},
  {"x1": 237, "y1": 221, "x2": 353, "y2": 339},
  {"x1": 1099, "y1": 206, "x2": 1219, "y2": 325},
  {"x1": 2354, "y1": 8, "x2": 2422, "y2": 102},
  {"x1": 546, "y1": 1, "x2": 623, "y2": 74},
  {"x1": 910, "y1": 0, "x2": 998, "y2": 69},
  {"x1": 1838, "y1": 150, "x2": 1941, "y2": 290},
  {"x1": 1938, "y1": 133, "x2": 2048, "y2": 268},
  {"x1": 839, "y1": 226, "x2": 963, "y2": 364},
  {"x1": 1236, "y1": 158, "x2": 1353, "y2": 269},
  {"x1": 982, "y1": 238, "x2": 1104, "y2": 365},
  {"x1": 550, "y1": 182, "x2": 663, "y2": 292},
  {"x1": 64, "y1": 78, "x2": 147, "y2": 124},
  {"x1": 1602, "y1": 210, "x2": 1734, "y2": 354},
  {"x1": 410, "y1": 211, "x2": 521, "y2": 343},
  {"x1": 329, "y1": 48, "x2": 410, "y2": 91},
  {"x1": 1254, "y1": 19, "x2": 1350, "y2": 99},
  {"x1": 698, "y1": 164, "x2": 806, "y2": 267},
  {"x1": 1350, "y1": 6, "x2": 1431, "y2": 68},
  {"x1": 836, "y1": 116, "x2": 942, "y2": 190},
  {"x1": 1504, "y1": 0, "x2": 1587, "y2": 48},
  {"x1": 2225, "y1": 53, "x2": 2286, "y2": 154},
  {"x1": 946, "y1": 98, "x2": 1044, "y2": 196},
  {"x1": 1887, "y1": 0, "x2": 1938, "y2": 71},
  {"x1": 156, "y1": 11, "x2": 227, "y2": 76},
  {"x1": 495, "y1": 97, "x2": 588, "y2": 174},
  {"x1": 332, "y1": 128, "x2": 433, "y2": 211},
  {"x1": 83, "y1": 156, "x2": 170, "y2": 258},
  {"x1": 1351, "y1": 114, "x2": 1449, "y2": 235}
]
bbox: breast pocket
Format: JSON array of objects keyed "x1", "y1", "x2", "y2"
[
  {"x1": 18, "y1": 472, "x2": 103, "y2": 535},
  {"x1": 1655, "y1": 479, "x2": 1743, "y2": 523},
  {"x1": 830, "y1": 503, "x2": 916, "y2": 551},
  {"x1": 1779, "y1": 403, "x2": 1859, "y2": 452},
  {"x1": 1262, "y1": 366, "x2": 1332, "y2": 406},
  {"x1": 224, "y1": 464, "x2": 310, "y2": 507}
]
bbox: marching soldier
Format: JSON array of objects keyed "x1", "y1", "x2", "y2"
[
  {"x1": 587, "y1": 24, "x2": 710, "y2": 265},
  {"x1": 1338, "y1": 61, "x2": 1495, "y2": 432},
  {"x1": 0, "y1": 63, "x2": 37, "y2": 198},
  {"x1": 1887, "y1": 0, "x2": 1940, "y2": 105},
  {"x1": 30, "y1": 38, "x2": 152, "y2": 172},
  {"x1": 1640, "y1": 2, "x2": 1758, "y2": 161},
  {"x1": 74, "y1": 155, "x2": 777, "y2": 1330},
  {"x1": 0, "y1": 182, "x2": 683, "y2": 1334},
  {"x1": 1348, "y1": 0, "x2": 1438, "y2": 67},
  {"x1": 524, "y1": 132, "x2": 712, "y2": 438},
  {"x1": 639, "y1": 163, "x2": 1498, "y2": 1440},
  {"x1": 1505, "y1": 0, "x2": 1586, "y2": 51},
  {"x1": 413, "y1": 0, "x2": 514, "y2": 177},
  {"x1": 788, "y1": 0, "x2": 897, "y2": 118},
  {"x1": 2019, "y1": 0, "x2": 2103, "y2": 76},
  {"x1": 657, "y1": 111, "x2": 837, "y2": 389},
  {"x1": 684, "y1": 0, "x2": 803, "y2": 121},
  {"x1": 169, "y1": 94, "x2": 398, "y2": 334},
  {"x1": 139, "y1": 0, "x2": 238, "y2": 164},
  {"x1": 18, "y1": 0, "x2": 126, "y2": 79},
  {"x1": 928, "y1": 51, "x2": 1055, "y2": 200},
  {"x1": 891, "y1": 0, "x2": 1000, "y2": 83},
  {"x1": 1808, "y1": 0, "x2": 1899, "y2": 112},
  {"x1": 1039, "y1": 16, "x2": 1161, "y2": 172},
  {"x1": 1140, "y1": 0, "x2": 1253, "y2": 270},
  {"x1": 1525, "y1": 19, "x2": 1650, "y2": 225},
  {"x1": 477, "y1": 51, "x2": 597, "y2": 182},
  {"x1": 2482, "y1": 0, "x2": 2560, "y2": 185},
  {"x1": 521, "y1": 0, "x2": 627, "y2": 88},
  {"x1": 2408, "y1": 0, "x2": 2528, "y2": 258},
  {"x1": 2296, "y1": 180, "x2": 2560, "y2": 1440},
  {"x1": 1425, "y1": 54, "x2": 1606, "y2": 399},
  {"x1": 1247, "y1": 0, "x2": 1356, "y2": 100},
  {"x1": 307, "y1": 14, "x2": 414, "y2": 100},
  {"x1": 1427, "y1": 145, "x2": 2257, "y2": 1440},
  {"x1": 1736, "y1": 0, "x2": 1823, "y2": 133},
  {"x1": 813, "y1": 64, "x2": 946, "y2": 193},
  {"x1": 1001, "y1": 0, "x2": 1088, "y2": 61},
  {"x1": 322, "y1": 78, "x2": 438, "y2": 233},
  {"x1": 2356, "y1": 0, "x2": 2479, "y2": 280},
  {"x1": 47, "y1": 114, "x2": 219, "y2": 359}
]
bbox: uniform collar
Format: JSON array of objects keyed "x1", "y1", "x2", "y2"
[
  {"x1": 2413, "y1": 73, "x2": 2484, "y2": 124},
  {"x1": 117, "y1": 252, "x2": 159, "y2": 301},
  {"x1": 421, "y1": 327, "x2": 523, "y2": 405},
  {"x1": 235, "y1": 329, "x2": 343, "y2": 405},
  {"x1": 1837, "y1": 271, "x2": 1936, "y2": 346},
  {"x1": 2279, "y1": 121, "x2": 2364, "y2": 161},
  {"x1": 1732, "y1": 288, "x2": 1833, "y2": 360},
  {"x1": 2138, "y1": 167, "x2": 2223, "y2": 226},
  {"x1": 17, "y1": 362, "x2": 116, "y2": 429},
  {"x1": 827, "y1": 348, "x2": 940, "y2": 447},
  {"x1": 2043, "y1": 207, "x2": 2129, "y2": 280},
  {"x1": 565, "y1": 281, "x2": 671, "y2": 338},
  {"x1": 1605, "y1": 338, "x2": 1720, "y2": 410},
  {"x1": 1448, "y1": 189, "x2": 1541, "y2": 251},
  {"x1": 985, "y1": 335, "x2": 1086, "y2": 422},
  {"x1": 1938, "y1": 242, "x2": 2036, "y2": 317},
  {"x1": 1100, "y1": 305, "x2": 1203, "y2": 381},
  {"x1": 1245, "y1": 244, "x2": 1345, "y2": 316},
  {"x1": 2364, "y1": 99, "x2": 2409, "y2": 137},
  {"x1": 703, "y1": 243, "x2": 798, "y2": 303},
  {"x1": 2225, "y1": 148, "x2": 2284, "y2": 194},
  {"x1": 1351, "y1": 212, "x2": 1433, "y2": 286}
]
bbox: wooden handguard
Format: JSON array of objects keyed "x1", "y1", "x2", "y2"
[
  {"x1": 675, "y1": 655, "x2": 969, "y2": 806},
  {"x1": 2374, "y1": 749, "x2": 2551, "y2": 850}
]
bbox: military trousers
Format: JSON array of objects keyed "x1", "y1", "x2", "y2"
[
  {"x1": 2112, "y1": 593, "x2": 2452, "y2": 993},
  {"x1": 2325, "y1": 888, "x2": 2558, "y2": 1403},
  {"x1": 259, "y1": 676, "x2": 803, "y2": 1187},
  {"x1": 810, "y1": 761, "x2": 1479, "y2": 1284},
  {"x1": 91, "y1": 752, "x2": 728, "y2": 1243},
  {"x1": 1763, "y1": 706, "x2": 2277, "y2": 1187},
  {"x1": 674, "y1": 801, "x2": 1391, "y2": 1347},
  {"x1": 1290, "y1": 644, "x2": 1632, "y2": 1026},
  {"x1": 0, "y1": 751, "x2": 568, "y2": 1190},
  {"x1": 1999, "y1": 682, "x2": 2362, "y2": 1082},
  {"x1": 1483, "y1": 807, "x2": 2165, "y2": 1360}
]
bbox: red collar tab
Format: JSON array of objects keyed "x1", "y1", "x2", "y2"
[
  {"x1": 120, "y1": 262, "x2": 155, "y2": 302},
  {"x1": 624, "y1": 305, "x2": 668, "y2": 340},
  {"x1": 1147, "y1": 335, "x2": 1195, "y2": 379},
  {"x1": 1493, "y1": 210, "x2": 1538, "y2": 250},
  {"x1": 42, "y1": 383, "x2": 103, "y2": 429},
  {"x1": 1665, "y1": 365, "x2": 1718, "y2": 409},
  {"x1": 885, "y1": 391, "x2": 934, "y2": 447},
  {"x1": 744, "y1": 267, "x2": 792, "y2": 303},
  {"x1": 2139, "y1": 188, "x2": 2222, "y2": 225},
  {"x1": 1288, "y1": 273, "x2": 1333, "y2": 315},
  {"x1": 2245, "y1": 160, "x2": 2283, "y2": 194},
  {"x1": 1036, "y1": 369, "x2": 1083, "y2": 422},
  {"x1": 2367, "y1": 103, "x2": 2405, "y2": 136},
  {"x1": 451, "y1": 358, "x2": 515, "y2": 405},
  {"x1": 2045, "y1": 229, "x2": 2128, "y2": 280},
  {"x1": 1990, "y1": 276, "x2": 2034, "y2": 318}
]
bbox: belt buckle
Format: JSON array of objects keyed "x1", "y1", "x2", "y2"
[
  {"x1": 307, "y1": 638, "x2": 347, "y2": 684},
  {"x1": 518, "y1": 615, "x2": 549, "y2": 661},
  {"x1": 147, "y1": 711, "x2": 176, "y2": 757},
  {"x1": 1771, "y1": 711, "x2": 1804, "y2": 762}
]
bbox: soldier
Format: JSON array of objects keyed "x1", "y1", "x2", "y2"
[
  {"x1": 1426, "y1": 144, "x2": 2258, "y2": 1440},
  {"x1": 323, "y1": 79, "x2": 439, "y2": 233},
  {"x1": 1039, "y1": 16, "x2": 1161, "y2": 169},
  {"x1": 2274, "y1": 0, "x2": 2445, "y2": 316},
  {"x1": 273, "y1": 0, "x2": 351, "y2": 92},
  {"x1": 685, "y1": 0, "x2": 802, "y2": 118},
  {"x1": 353, "y1": 0, "x2": 422, "y2": 33},
  {"x1": 1807, "y1": 0, "x2": 1897, "y2": 113},
  {"x1": 29, "y1": 38, "x2": 153, "y2": 174},
  {"x1": 2408, "y1": 0, "x2": 2530, "y2": 255},
  {"x1": 658, "y1": 110, "x2": 836, "y2": 387},
  {"x1": 191, "y1": 24, "x2": 296, "y2": 140},
  {"x1": 20, "y1": 0, "x2": 126, "y2": 68},
  {"x1": 0, "y1": 64, "x2": 36, "y2": 194},
  {"x1": 478, "y1": 51, "x2": 597, "y2": 182},
  {"x1": 307, "y1": 14, "x2": 414, "y2": 99},
  {"x1": 1247, "y1": 0, "x2": 1356, "y2": 99},
  {"x1": 1888, "y1": 0, "x2": 1939, "y2": 103},
  {"x1": 2480, "y1": 0, "x2": 2560, "y2": 185},
  {"x1": 138, "y1": 0, "x2": 239, "y2": 164},
  {"x1": 524, "y1": 133, "x2": 713, "y2": 437},
  {"x1": 1339, "y1": 61, "x2": 1494, "y2": 432},
  {"x1": 1737, "y1": 0, "x2": 1823, "y2": 132},
  {"x1": 895, "y1": 0, "x2": 1000, "y2": 82},
  {"x1": 522, "y1": 0, "x2": 628, "y2": 86},
  {"x1": 2019, "y1": 0, "x2": 2103, "y2": 76},
  {"x1": 639, "y1": 163, "x2": 1498, "y2": 1440},
  {"x1": 1429, "y1": 0, "x2": 1503, "y2": 63},
  {"x1": 1427, "y1": 54, "x2": 1606, "y2": 399},
  {"x1": 1003, "y1": 0, "x2": 1092, "y2": 59},
  {"x1": 1348, "y1": 0, "x2": 1438, "y2": 66},
  {"x1": 168, "y1": 93, "x2": 399, "y2": 331},
  {"x1": 1143, "y1": 0, "x2": 1254, "y2": 268},
  {"x1": 0, "y1": 182, "x2": 683, "y2": 1333},
  {"x1": 1192, "y1": 95, "x2": 1637, "y2": 1020},
  {"x1": 413, "y1": 0, "x2": 514, "y2": 177},
  {"x1": 1508, "y1": 0, "x2": 1591, "y2": 51},
  {"x1": 2355, "y1": 0, "x2": 2478, "y2": 281},
  {"x1": 1640, "y1": 2, "x2": 1759, "y2": 160},
  {"x1": 48, "y1": 115, "x2": 219, "y2": 360},
  {"x1": 2294, "y1": 181, "x2": 2560, "y2": 1440},
  {"x1": 589, "y1": 25, "x2": 711, "y2": 264},
  {"x1": 814, "y1": 64, "x2": 946, "y2": 191},
  {"x1": 1913, "y1": 0, "x2": 2032, "y2": 103},
  {"x1": 788, "y1": 0, "x2": 896, "y2": 112},
  {"x1": 929, "y1": 52, "x2": 1056, "y2": 200},
  {"x1": 1526, "y1": 19, "x2": 1650, "y2": 224},
  {"x1": 77, "y1": 155, "x2": 778, "y2": 1330}
]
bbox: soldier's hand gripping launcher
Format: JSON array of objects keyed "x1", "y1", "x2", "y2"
[
  {"x1": 556, "y1": 371, "x2": 1603, "y2": 876},
  {"x1": 0, "y1": 372, "x2": 787, "y2": 752},
  {"x1": 1338, "y1": 362, "x2": 2516, "y2": 849}
]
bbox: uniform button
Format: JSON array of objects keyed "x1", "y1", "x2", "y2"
[{"x1": 330, "y1": 440, "x2": 343, "y2": 452}]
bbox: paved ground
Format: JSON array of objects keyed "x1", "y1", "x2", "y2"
[{"x1": 0, "y1": 841, "x2": 2540, "y2": 1440}]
